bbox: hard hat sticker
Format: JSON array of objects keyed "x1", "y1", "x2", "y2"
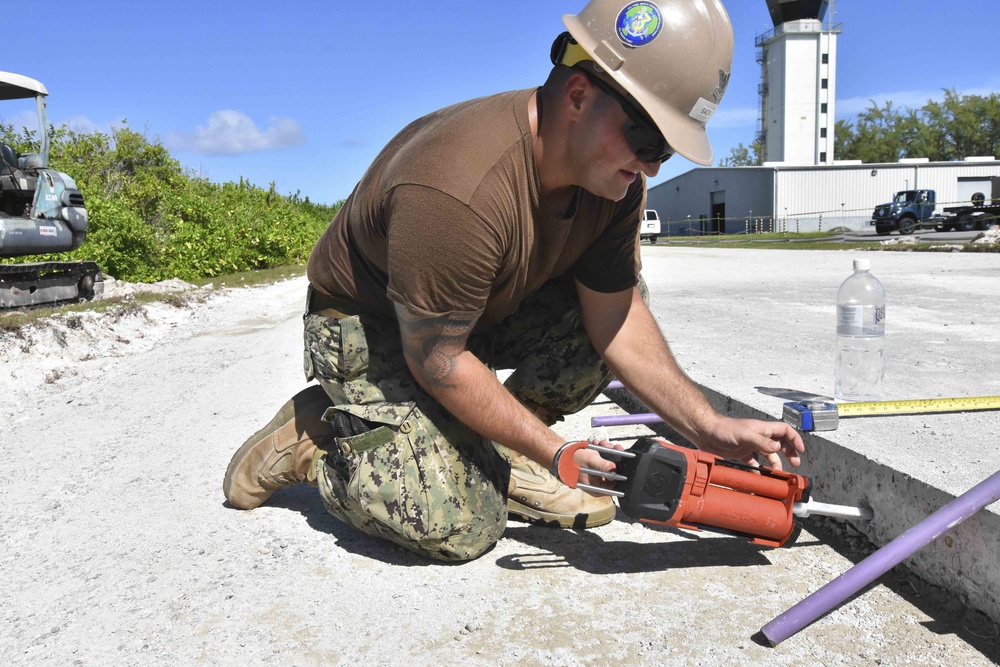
[
  {"x1": 713, "y1": 69, "x2": 731, "y2": 103},
  {"x1": 616, "y1": 2, "x2": 662, "y2": 48},
  {"x1": 689, "y1": 97, "x2": 718, "y2": 125}
]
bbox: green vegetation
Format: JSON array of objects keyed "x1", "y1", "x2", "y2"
[
  {"x1": 722, "y1": 90, "x2": 1000, "y2": 166},
  {"x1": 836, "y1": 91, "x2": 1000, "y2": 163},
  {"x1": 647, "y1": 232, "x2": 881, "y2": 250},
  {"x1": 719, "y1": 139, "x2": 763, "y2": 167},
  {"x1": 188, "y1": 263, "x2": 307, "y2": 288},
  {"x1": 0, "y1": 122, "x2": 340, "y2": 282},
  {"x1": 645, "y1": 230, "x2": 998, "y2": 252}
]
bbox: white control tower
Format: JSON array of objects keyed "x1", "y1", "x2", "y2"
[{"x1": 756, "y1": 0, "x2": 842, "y2": 165}]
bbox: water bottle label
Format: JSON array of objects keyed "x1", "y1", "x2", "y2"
[
  {"x1": 838, "y1": 305, "x2": 863, "y2": 330},
  {"x1": 838, "y1": 305, "x2": 885, "y2": 336}
]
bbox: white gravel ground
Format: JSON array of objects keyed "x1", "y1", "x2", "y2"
[{"x1": 1, "y1": 276, "x2": 997, "y2": 666}]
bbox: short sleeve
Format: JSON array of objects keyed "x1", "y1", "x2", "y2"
[
  {"x1": 385, "y1": 184, "x2": 504, "y2": 319},
  {"x1": 571, "y1": 180, "x2": 645, "y2": 293}
]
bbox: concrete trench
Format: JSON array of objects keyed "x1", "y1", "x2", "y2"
[{"x1": 599, "y1": 377, "x2": 1000, "y2": 629}]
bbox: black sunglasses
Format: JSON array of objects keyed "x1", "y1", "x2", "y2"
[{"x1": 577, "y1": 68, "x2": 674, "y2": 164}]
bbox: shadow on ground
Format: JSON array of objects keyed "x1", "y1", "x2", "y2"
[
  {"x1": 495, "y1": 517, "x2": 784, "y2": 574},
  {"x1": 260, "y1": 485, "x2": 437, "y2": 568}
]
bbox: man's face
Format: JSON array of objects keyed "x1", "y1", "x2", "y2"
[{"x1": 570, "y1": 78, "x2": 662, "y2": 201}]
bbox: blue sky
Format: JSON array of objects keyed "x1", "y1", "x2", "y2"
[{"x1": 3, "y1": 1, "x2": 998, "y2": 205}]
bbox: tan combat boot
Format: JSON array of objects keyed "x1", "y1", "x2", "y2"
[
  {"x1": 223, "y1": 385, "x2": 333, "y2": 509},
  {"x1": 506, "y1": 450, "x2": 617, "y2": 529}
]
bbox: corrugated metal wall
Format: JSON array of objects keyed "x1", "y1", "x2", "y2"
[
  {"x1": 776, "y1": 162, "x2": 1000, "y2": 231},
  {"x1": 647, "y1": 161, "x2": 1000, "y2": 234},
  {"x1": 646, "y1": 168, "x2": 775, "y2": 236},
  {"x1": 775, "y1": 165, "x2": 906, "y2": 230}
]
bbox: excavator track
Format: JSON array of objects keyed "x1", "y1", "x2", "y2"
[{"x1": 0, "y1": 260, "x2": 104, "y2": 309}]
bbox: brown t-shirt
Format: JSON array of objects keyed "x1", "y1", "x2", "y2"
[{"x1": 307, "y1": 88, "x2": 644, "y2": 329}]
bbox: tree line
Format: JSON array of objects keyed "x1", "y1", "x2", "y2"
[
  {"x1": 721, "y1": 89, "x2": 1000, "y2": 167},
  {"x1": 1, "y1": 123, "x2": 340, "y2": 282}
]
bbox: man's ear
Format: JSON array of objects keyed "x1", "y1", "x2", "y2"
[{"x1": 563, "y1": 71, "x2": 592, "y2": 120}]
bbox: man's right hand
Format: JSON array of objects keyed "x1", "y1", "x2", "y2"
[
  {"x1": 571, "y1": 439, "x2": 624, "y2": 492},
  {"x1": 695, "y1": 414, "x2": 804, "y2": 470}
]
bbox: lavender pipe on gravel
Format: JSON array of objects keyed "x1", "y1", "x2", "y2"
[
  {"x1": 760, "y1": 468, "x2": 1000, "y2": 646},
  {"x1": 592, "y1": 412, "x2": 663, "y2": 427}
]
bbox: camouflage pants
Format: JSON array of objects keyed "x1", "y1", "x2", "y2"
[{"x1": 302, "y1": 276, "x2": 648, "y2": 561}]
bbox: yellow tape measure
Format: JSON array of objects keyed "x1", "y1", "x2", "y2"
[
  {"x1": 839, "y1": 395, "x2": 1000, "y2": 417},
  {"x1": 783, "y1": 396, "x2": 1000, "y2": 431}
]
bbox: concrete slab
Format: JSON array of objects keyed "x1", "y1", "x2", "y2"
[{"x1": 609, "y1": 245, "x2": 1000, "y2": 623}]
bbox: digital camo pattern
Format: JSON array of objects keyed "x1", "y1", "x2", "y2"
[
  {"x1": 305, "y1": 309, "x2": 510, "y2": 561},
  {"x1": 481, "y1": 277, "x2": 610, "y2": 420},
  {"x1": 302, "y1": 275, "x2": 649, "y2": 560}
]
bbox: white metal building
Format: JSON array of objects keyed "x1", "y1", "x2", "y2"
[{"x1": 646, "y1": 158, "x2": 1000, "y2": 236}]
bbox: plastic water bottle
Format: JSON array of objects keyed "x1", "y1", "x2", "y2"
[{"x1": 835, "y1": 259, "x2": 885, "y2": 401}]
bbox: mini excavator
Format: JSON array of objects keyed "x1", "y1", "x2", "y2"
[{"x1": 1, "y1": 71, "x2": 102, "y2": 308}]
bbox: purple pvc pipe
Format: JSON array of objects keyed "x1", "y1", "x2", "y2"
[
  {"x1": 761, "y1": 468, "x2": 1000, "y2": 646},
  {"x1": 591, "y1": 412, "x2": 663, "y2": 427},
  {"x1": 606, "y1": 380, "x2": 625, "y2": 390}
]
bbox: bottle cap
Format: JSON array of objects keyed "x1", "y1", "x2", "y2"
[{"x1": 853, "y1": 259, "x2": 871, "y2": 271}]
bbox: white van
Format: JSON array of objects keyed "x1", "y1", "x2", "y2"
[{"x1": 640, "y1": 209, "x2": 661, "y2": 244}]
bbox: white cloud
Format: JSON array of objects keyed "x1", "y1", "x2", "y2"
[
  {"x1": 3, "y1": 112, "x2": 138, "y2": 137},
  {"x1": 167, "y1": 110, "x2": 305, "y2": 155},
  {"x1": 60, "y1": 116, "x2": 99, "y2": 134},
  {"x1": 1, "y1": 110, "x2": 40, "y2": 133}
]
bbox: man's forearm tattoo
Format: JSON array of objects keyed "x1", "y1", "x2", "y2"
[{"x1": 397, "y1": 311, "x2": 475, "y2": 389}]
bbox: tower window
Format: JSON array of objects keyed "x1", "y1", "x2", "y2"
[
  {"x1": 821, "y1": 78, "x2": 828, "y2": 89},
  {"x1": 820, "y1": 128, "x2": 827, "y2": 138},
  {"x1": 820, "y1": 152, "x2": 827, "y2": 162},
  {"x1": 821, "y1": 103, "x2": 828, "y2": 114},
  {"x1": 822, "y1": 53, "x2": 829, "y2": 64}
]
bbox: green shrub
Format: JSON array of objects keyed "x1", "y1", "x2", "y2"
[{"x1": 1, "y1": 122, "x2": 340, "y2": 282}]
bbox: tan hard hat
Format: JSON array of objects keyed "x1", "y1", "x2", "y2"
[{"x1": 560, "y1": 0, "x2": 734, "y2": 165}]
